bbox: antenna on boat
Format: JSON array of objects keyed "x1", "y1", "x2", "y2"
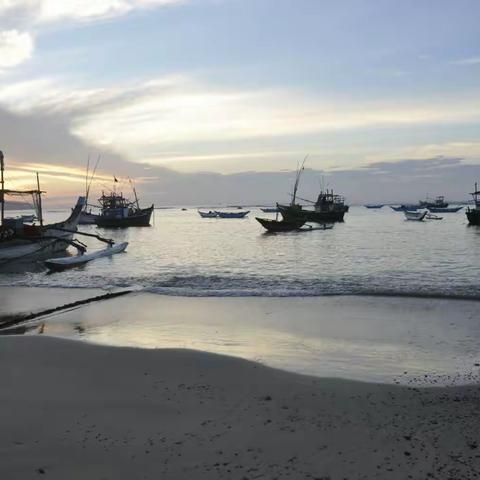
[{"x1": 0, "y1": 150, "x2": 4, "y2": 226}]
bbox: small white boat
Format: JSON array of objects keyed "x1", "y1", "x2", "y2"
[
  {"x1": 404, "y1": 210, "x2": 427, "y2": 221},
  {"x1": 425, "y1": 213, "x2": 443, "y2": 220},
  {"x1": 44, "y1": 242, "x2": 128, "y2": 271}
]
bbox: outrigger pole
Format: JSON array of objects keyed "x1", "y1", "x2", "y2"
[{"x1": 36, "y1": 172, "x2": 43, "y2": 227}]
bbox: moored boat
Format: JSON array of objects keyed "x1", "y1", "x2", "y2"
[
  {"x1": 419, "y1": 195, "x2": 449, "y2": 209},
  {"x1": 428, "y1": 206, "x2": 463, "y2": 213},
  {"x1": 215, "y1": 210, "x2": 250, "y2": 218},
  {"x1": 256, "y1": 217, "x2": 305, "y2": 232},
  {"x1": 466, "y1": 183, "x2": 480, "y2": 225},
  {"x1": 404, "y1": 210, "x2": 427, "y2": 221},
  {"x1": 277, "y1": 157, "x2": 349, "y2": 224},
  {"x1": 0, "y1": 151, "x2": 85, "y2": 264},
  {"x1": 364, "y1": 204, "x2": 384, "y2": 209},
  {"x1": 390, "y1": 205, "x2": 420, "y2": 212},
  {"x1": 95, "y1": 189, "x2": 153, "y2": 227},
  {"x1": 198, "y1": 210, "x2": 218, "y2": 218},
  {"x1": 260, "y1": 207, "x2": 279, "y2": 213}
]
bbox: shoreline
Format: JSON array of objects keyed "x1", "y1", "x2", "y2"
[
  {"x1": 1, "y1": 335, "x2": 479, "y2": 479},
  {"x1": 1, "y1": 286, "x2": 479, "y2": 386}
]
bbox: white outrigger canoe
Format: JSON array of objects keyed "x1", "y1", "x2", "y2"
[{"x1": 45, "y1": 241, "x2": 128, "y2": 271}]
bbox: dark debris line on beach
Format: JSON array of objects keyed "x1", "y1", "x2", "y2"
[{"x1": 0, "y1": 290, "x2": 133, "y2": 332}]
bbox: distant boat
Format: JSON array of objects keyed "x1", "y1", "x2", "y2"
[
  {"x1": 198, "y1": 210, "x2": 217, "y2": 218},
  {"x1": 419, "y1": 195, "x2": 449, "y2": 209},
  {"x1": 364, "y1": 204, "x2": 384, "y2": 209},
  {"x1": 20, "y1": 214, "x2": 36, "y2": 222},
  {"x1": 256, "y1": 217, "x2": 305, "y2": 232},
  {"x1": 215, "y1": 210, "x2": 250, "y2": 218},
  {"x1": 260, "y1": 207, "x2": 279, "y2": 213},
  {"x1": 78, "y1": 209, "x2": 99, "y2": 224},
  {"x1": 390, "y1": 205, "x2": 420, "y2": 212},
  {"x1": 466, "y1": 182, "x2": 480, "y2": 225},
  {"x1": 404, "y1": 210, "x2": 427, "y2": 221},
  {"x1": 428, "y1": 206, "x2": 463, "y2": 213},
  {"x1": 425, "y1": 213, "x2": 443, "y2": 220}
]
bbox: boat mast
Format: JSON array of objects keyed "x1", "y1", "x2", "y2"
[
  {"x1": 130, "y1": 178, "x2": 140, "y2": 210},
  {"x1": 36, "y1": 172, "x2": 43, "y2": 227},
  {"x1": 291, "y1": 154, "x2": 308, "y2": 205},
  {"x1": 0, "y1": 151, "x2": 4, "y2": 226}
]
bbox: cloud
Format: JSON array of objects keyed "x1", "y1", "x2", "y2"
[
  {"x1": 0, "y1": 0, "x2": 185, "y2": 24},
  {"x1": 450, "y1": 56, "x2": 480, "y2": 66},
  {"x1": 0, "y1": 30, "x2": 33, "y2": 68}
]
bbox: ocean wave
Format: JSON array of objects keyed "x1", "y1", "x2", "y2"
[{"x1": 3, "y1": 273, "x2": 480, "y2": 301}]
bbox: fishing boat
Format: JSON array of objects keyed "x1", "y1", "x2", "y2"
[
  {"x1": 198, "y1": 210, "x2": 218, "y2": 218},
  {"x1": 95, "y1": 187, "x2": 153, "y2": 228},
  {"x1": 45, "y1": 241, "x2": 128, "y2": 271},
  {"x1": 390, "y1": 205, "x2": 420, "y2": 212},
  {"x1": 428, "y1": 206, "x2": 463, "y2": 213},
  {"x1": 419, "y1": 195, "x2": 449, "y2": 209},
  {"x1": 466, "y1": 182, "x2": 480, "y2": 225},
  {"x1": 0, "y1": 151, "x2": 85, "y2": 264},
  {"x1": 215, "y1": 210, "x2": 250, "y2": 218},
  {"x1": 277, "y1": 157, "x2": 349, "y2": 223},
  {"x1": 260, "y1": 207, "x2": 279, "y2": 213},
  {"x1": 256, "y1": 217, "x2": 305, "y2": 232},
  {"x1": 364, "y1": 204, "x2": 384, "y2": 209},
  {"x1": 425, "y1": 213, "x2": 443, "y2": 220},
  {"x1": 404, "y1": 210, "x2": 427, "y2": 221}
]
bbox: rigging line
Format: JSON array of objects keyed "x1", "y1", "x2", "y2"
[
  {"x1": 86, "y1": 154, "x2": 101, "y2": 200},
  {"x1": 85, "y1": 154, "x2": 90, "y2": 197}
]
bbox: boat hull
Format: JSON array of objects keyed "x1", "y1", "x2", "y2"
[
  {"x1": 214, "y1": 211, "x2": 250, "y2": 218},
  {"x1": 404, "y1": 211, "x2": 427, "y2": 221},
  {"x1": 256, "y1": 217, "x2": 305, "y2": 232},
  {"x1": 78, "y1": 210, "x2": 99, "y2": 224},
  {"x1": 428, "y1": 206, "x2": 463, "y2": 213},
  {"x1": 466, "y1": 208, "x2": 480, "y2": 225},
  {"x1": 278, "y1": 205, "x2": 345, "y2": 223},
  {"x1": 0, "y1": 196, "x2": 85, "y2": 264},
  {"x1": 95, "y1": 206, "x2": 153, "y2": 227}
]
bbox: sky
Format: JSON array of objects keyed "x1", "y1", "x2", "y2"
[{"x1": 0, "y1": 0, "x2": 479, "y2": 205}]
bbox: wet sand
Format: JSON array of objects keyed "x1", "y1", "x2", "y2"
[{"x1": 1, "y1": 335, "x2": 479, "y2": 480}]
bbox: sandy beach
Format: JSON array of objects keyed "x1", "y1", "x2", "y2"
[
  {"x1": 1, "y1": 335, "x2": 479, "y2": 479},
  {"x1": 1, "y1": 287, "x2": 480, "y2": 478}
]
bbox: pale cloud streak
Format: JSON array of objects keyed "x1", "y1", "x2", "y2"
[
  {"x1": 1, "y1": 75, "x2": 480, "y2": 172},
  {"x1": 0, "y1": 30, "x2": 33, "y2": 68},
  {"x1": 451, "y1": 56, "x2": 480, "y2": 66}
]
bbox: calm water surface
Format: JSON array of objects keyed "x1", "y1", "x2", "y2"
[{"x1": 1, "y1": 206, "x2": 479, "y2": 299}]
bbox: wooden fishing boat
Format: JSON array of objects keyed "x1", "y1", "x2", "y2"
[
  {"x1": 0, "y1": 151, "x2": 85, "y2": 264},
  {"x1": 45, "y1": 242, "x2": 128, "y2": 271},
  {"x1": 198, "y1": 210, "x2": 218, "y2": 218},
  {"x1": 95, "y1": 191, "x2": 153, "y2": 227},
  {"x1": 215, "y1": 210, "x2": 250, "y2": 218},
  {"x1": 404, "y1": 210, "x2": 427, "y2": 221},
  {"x1": 428, "y1": 206, "x2": 463, "y2": 213},
  {"x1": 419, "y1": 195, "x2": 449, "y2": 209},
  {"x1": 260, "y1": 207, "x2": 279, "y2": 213},
  {"x1": 390, "y1": 205, "x2": 420, "y2": 212},
  {"x1": 466, "y1": 182, "x2": 480, "y2": 225},
  {"x1": 277, "y1": 157, "x2": 349, "y2": 224},
  {"x1": 364, "y1": 204, "x2": 384, "y2": 209},
  {"x1": 256, "y1": 217, "x2": 305, "y2": 232}
]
